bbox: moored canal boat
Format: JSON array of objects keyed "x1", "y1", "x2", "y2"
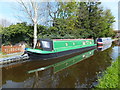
[
  {"x1": 97, "y1": 37, "x2": 112, "y2": 46},
  {"x1": 25, "y1": 39, "x2": 96, "y2": 60}
]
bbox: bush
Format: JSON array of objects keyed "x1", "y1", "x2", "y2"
[{"x1": 95, "y1": 56, "x2": 120, "y2": 88}]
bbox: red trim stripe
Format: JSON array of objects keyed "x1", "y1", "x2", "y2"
[
  {"x1": 53, "y1": 39, "x2": 93, "y2": 41},
  {"x1": 98, "y1": 42, "x2": 103, "y2": 44},
  {"x1": 98, "y1": 46, "x2": 103, "y2": 48}
]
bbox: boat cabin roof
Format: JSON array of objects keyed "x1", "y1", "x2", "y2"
[{"x1": 53, "y1": 39, "x2": 93, "y2": 41}]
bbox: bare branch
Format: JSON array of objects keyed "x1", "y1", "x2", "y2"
[{"x1": 16, "y1": 0, "x2": 42, "y2": 48}]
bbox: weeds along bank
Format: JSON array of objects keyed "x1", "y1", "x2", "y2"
[{"x1": 96, "y1": 56, "x2": 120, "y2": 88}]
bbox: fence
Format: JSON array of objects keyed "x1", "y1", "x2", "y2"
[{"x1": 1, "y1": 45, "x2": 25, "y2": 54}]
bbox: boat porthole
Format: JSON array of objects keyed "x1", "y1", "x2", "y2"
[
  {"x1": 65, "y1": 43, "x2": 68, "y2": 46},
  {"x1": 83, "y1": 55, "x2": 85, "y2": 58},
  {"x1": 73, "y1": 42, "x2": 75, "y2": 45},
  {"x1": 90, "y1": 41, "x2": 92, "y2": 44},
  {"x1": 83, "y1": 42, "x2": 85, "y2": 45}
]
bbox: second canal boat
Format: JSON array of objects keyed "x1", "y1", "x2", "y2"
[{"x1": 97, "y1": 37, "x2": 112, "y2": 45}]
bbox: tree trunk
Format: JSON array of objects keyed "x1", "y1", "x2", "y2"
[
  {"x1": 33, "y1": 23, "x2": 37, "y2": 48},
  {"x1": 33, "y1": 2, "x2": 38, "y2": 49}
]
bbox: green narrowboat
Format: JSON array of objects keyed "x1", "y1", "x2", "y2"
[{"x1": 25, "y1": 39, "x2": 96, "y2": 60}]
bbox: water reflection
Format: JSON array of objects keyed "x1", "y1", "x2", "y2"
[
  {"x1": 30, "y1": 47, "x2": 113, "y2": 88},
  {"x1": 111, "y1": 40, "x2": 120, "y2": 61},
  {"x1": 97, "y1": 43, "x2": 112, "y2": 51},
  {"x1": 2, "y1": 43, "x2": 119, "y2": 88},
  {"x1": 28, "y1": 49, "x2": 95, "y2": 73}
]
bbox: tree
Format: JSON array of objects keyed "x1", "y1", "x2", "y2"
[
  {"x1": 2, "y1": 22, "x2": 30, "y2": 45},
  {"x1": 75, "y1": 2, "x2": 91, "y2": 38},
  {"x1": 102, "y1": 9, "x2": 115, "y2": 37},
  {"x1": 46, "y1": 2, "x2": 61, "y2": 27},
  {"x1": 8, "y1": 1, "x2": 115, "y2": 44},
  {"x1": 46, "y1": 1, "x2": 115, "y2": 39},
  {"x1": 87, "y1": 2, "x2": 115, "y2": 39},
  {"x1": 17, "y1": 0, "x2": 42, "y2": 48},
  {"x1": 2, "y1": 22, "x2": 48, "y2": 46},
  {"x1": 48, "y1": 2, "x2": 78, "y2": 37},
  {"x1": 0, "y1": 25, "x2": 3, "y2": 34},
  {"x1": 0, "y1": 25, "x2": 3, "y2": 46},
  {"x1": 0, "y1": 19, "x2": 11, "y2": 27}
]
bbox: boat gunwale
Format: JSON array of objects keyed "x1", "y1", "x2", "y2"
[
  {"x1": 26, "y1": 44, "x2": 96, "y2": 54},
  {"x1": 53, "y1": 39, "x2": 93, "y2": 41}
]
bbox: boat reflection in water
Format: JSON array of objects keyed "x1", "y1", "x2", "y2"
[
  {"x1": 54, "y1": 49, "x2": 95, "y2": 73},
  {"x1": 97, "y1": 42, "x2": 112, "y2": 51},
  {"x1": 28, "y1": 49, "x2": 95, "y2": 74},
  {"x1": 2, "y1": 49, "x2": 95, "y2": 88}
]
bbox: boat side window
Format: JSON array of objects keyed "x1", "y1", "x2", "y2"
[
  {"x1": 83, "y1": 54, "x2": 86, "y2": 58},
  {"x1": 73, "y1": 42, "x2": 75, "y2": 45},
  {"x1": 89, "y1": 52, "x2": 92, "y2": 54},
  {"x1": 41, "y1": 41, "x2": 50, "y2": 48},
  {"x1": 90, "y1": 41, "x2": 92, "y2": 44},
  {"x1": 97, "y1": 39, "x2": 102, "y2": 42},
  {"x1": 65, "y1": 43, "x2": 68, "y2": 46},
  {"x1": 83, "y1": 41, "x2": 86, "y2": 45},
  {"x1": 36, "y1": 41, "x2": 41, "y2": 49}
]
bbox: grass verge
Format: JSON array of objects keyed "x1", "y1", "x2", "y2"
[
  {"x1": 0, "y1": 52, "x2": 23, "y2": 58},
  {"x1": 95, "y1": 56, "x2": 120, "y2": 88}
]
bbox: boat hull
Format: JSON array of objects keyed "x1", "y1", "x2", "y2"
[{"x1": 26, "y1": 45, "x2": 96, "y2": 60}]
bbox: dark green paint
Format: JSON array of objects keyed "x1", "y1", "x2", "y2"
[{"x1": 26, "y1": 39, "x2": 96, "y2": 54}]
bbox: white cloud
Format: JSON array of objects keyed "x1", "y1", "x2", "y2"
[
  {"x1": 0, "y1": 0, "x2": 16, "y2": 2},
  {"x1": 0, "y1": 0, "x2": 119, "y2": 2},
  {"x1": 100, "y1": 0, "x2": 119, "y2": 2},
  {"x1": 0, "y1": 14, "x2": 21, "y2": 25}
]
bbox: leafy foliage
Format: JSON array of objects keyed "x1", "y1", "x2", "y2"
[
  {"x1": 96, "y1": 56, "x2": 119, "y2": 88},
  {"x1": 1, "y1": 2, "x2": 115, "y2": 46},
  {"x1": 51, "y1": 2, "x2": 115, "y2": 39},
  {"x1": 2, "y1": 23, "x2": 47, "y2": 45}
]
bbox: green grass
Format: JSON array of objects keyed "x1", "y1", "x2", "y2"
[{"x1": 95, "y1": 56, "x2": 120, "y2": 88}]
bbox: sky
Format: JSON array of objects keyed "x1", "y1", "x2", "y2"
[
  {"x1": 0, "y1": 0, "x2": 119, "y2": 30},
  {"x1": 101, "y1": 0, "x2": 119, "y2": 30}
]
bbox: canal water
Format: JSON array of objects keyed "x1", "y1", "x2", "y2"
[{"x1": 1, "y1": 41, "x2": 119, "y2": 88}]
